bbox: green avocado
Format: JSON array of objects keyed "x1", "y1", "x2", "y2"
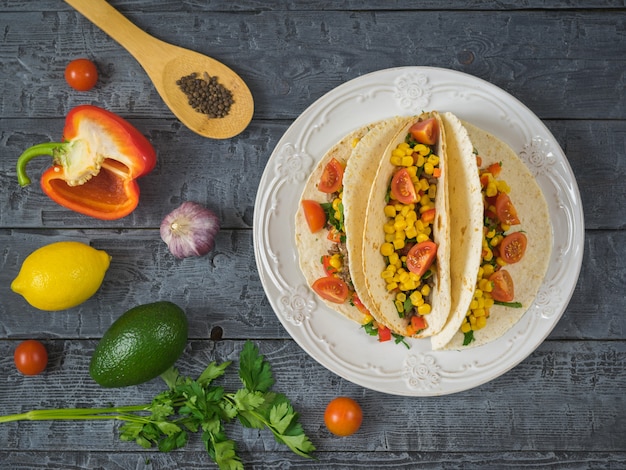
[{"x1": 89, "y1": 301, "x2": 188, "y2": 388}]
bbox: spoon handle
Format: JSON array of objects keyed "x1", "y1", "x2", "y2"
[{"x1": 64, "y1": 0, "x2": 172, "y2": 72}]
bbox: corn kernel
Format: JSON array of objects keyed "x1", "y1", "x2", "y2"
[
  {"x1": 381, "y1": 242, "x2": 395, "y2": 257},
  {"x1": 381, "y1": 269, "x2": 394, "y2": 280},
  {"x1": 461, "y1": 322, "x2": 472, "y2": 333},
  {"x1": 386, "y1": 282, "x2": 398, "y2": 291},
  {"x1": 486, "y1": 182, "x2": 498, "y2": 197},
  {"x1": 401, "y1": 156, "x2": 414, "y2": 167},
  {"x1": 424, "y1": 162, "x2": 434, "y2": 175},
  {"x1": 388, "y1": 252, "x2": 400, "y2": 266},
  {"x1": 415, "y1": 154, "x2": 425, "y2": 167},
  {"x1": 392, "y1": 148, "x2": 405, "y2": 158},
  {"x1": 470, "y1": 299, "x2": 479, "y2": 310},
  {"x1": 416, "y1": 233, "x2": 430, "y2": 243},
  {"x1": 398, "y1": 142, "x2": 410, "y2": 150},
  {"x1": 329, "y1": 254, "x2": 342, "y2": 269},
  {"x1": 427, "y1": 154, "x2": 440, "y2": 166},
  {"x1": 384, "y1": 222, "x2": 395, "y2": 234},
  {"x1": 393, "y1": 238, "x2": 405, "y2": 250},
  {"x1": 417, "y1": 304, "x2": 432, "y2": 315},
  {"x1": 473, "y1": 308, "x2": 486, "y2": 317},
  {"x1": 396, "y1": 292, "x2": 407, "y2": 302},
  {"x1": 476, "y1": 316, "x2": 487, "y2": 329},
  {"x1": 483, "y1": 264, "x2": 495, "y2": 276},
  {"x1": 414, "y1": 144, "x2": 430, "y2": 156},
  {"x1": 496, "y1": 180, "x2": 511, "y2": 193},
  {"x1": 384, "y1": 205, "x2": 396, "y2": 218},
  {"x1": 405, "y1": 226, "x2": 418, "y2": 239},
  {"x1": 385, "y1": 233, "x2": 395, "y2": 243},
  {"x1": 351, "y1": 138, "x2": 360, "y2": 148},
  {"x1": 428, "y1": 184, "x2": 437, "y2": 199},
  {"x1": 390, "y1": 155, "x2": 403, "y2": 166},
  {"x1": 421, "y1": 284, "x2": 431, "y2": 297},
  {"x1": 395, "y1": 300, "x2": 404, "y2": 312},
  {"x1": 406, "y1": 166, "x2": 417, "y2": 178}
]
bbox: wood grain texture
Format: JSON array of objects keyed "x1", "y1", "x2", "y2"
[{"x1": 0, "y1": 0, "x2": 624, "y2": 468}]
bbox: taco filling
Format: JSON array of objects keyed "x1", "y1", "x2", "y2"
[
  {"x1": 460, "y1": 156, "x2": 527, "y2": 345},
  {"x1": 379, "y1": 121, "x2": 442, "y2": 335}
]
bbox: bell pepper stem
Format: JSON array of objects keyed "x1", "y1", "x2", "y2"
[{"x1": 16, "y1": 142, "x2": 65, "y2": 187}]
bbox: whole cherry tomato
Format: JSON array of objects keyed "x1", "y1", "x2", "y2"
[
  {"x1": 324, "y1": 396, "x2": 363, "y2": 436},
  {"x1": 14, "y1": 339, "x2": 48, "y2": 375},
  {"x1": 65, "y1": 58, "x2": 98, "y2": 91}
]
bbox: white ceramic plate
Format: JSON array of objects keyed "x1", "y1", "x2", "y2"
[{"x1": 253, "y1": 67, "x2": 584, "y2": 396}]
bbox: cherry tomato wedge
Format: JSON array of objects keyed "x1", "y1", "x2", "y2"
[
  {"x1": 312, "y1": 277, "x2": 349, "y2": 303},
  {"x1": 324, "y1": 397, "x2": 363, "y2": 436},
  {"x1": 327, "y1": 226, "x2": 343, "y2": 243},
  {"x1": 318, "y1": 157, "x2": 344, "y2": 193},
  {"x1": 495, "y1": 192, "x2": 520, "y2": 226},
  {"x1": 301, "y1": 200, "x2": 327, "y2": 233},
  {"x1": 14, "y1": 339, "x2": 48, "y2": 376},
  {"x1": 390, "y1": 168, "x2": 418, "y2": 204},
  {"x1": 490, "y1": 269, "x2": 515, "y2": 302},
  {"x1": 409, "y1": 117, "x2": 439, "y2": 145},
  {"x1": 65, "y1": 58, "x2": 99, "y2": 91},
  {"x1": 377, "y1": 324, "x2": 392, "y2": 342},
  {"x1": 406, "y1": 241, "x2": 437, "y2": 277},
  {"x1": 500, "y1": 232, "x2": 527, "y2": 264},
  {"x1": 352, "y1": 293, "x2": 371, "y2": 315},
  {"x1": 409, "y1": 315, "x2": 427, "y2": 335}
]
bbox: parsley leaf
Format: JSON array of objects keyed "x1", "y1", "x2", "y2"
[{"x1": 239, "y1": 341, "x2": 274, "y2": 392}]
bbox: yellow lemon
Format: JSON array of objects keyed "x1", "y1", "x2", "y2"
[{"x1": 11, "y1": 241, "x2": 111, "y2": 311}]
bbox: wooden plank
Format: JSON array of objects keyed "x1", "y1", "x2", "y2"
[
  {"x1": 0, "y1": 339, "x2": 624, "y2": 453},
  {"x1": 0, "y1": 229, "x2": 623, "y2": 340},
  {"x1": 3, "y1": 0, "x2": 626, "y2": 12},
  {"x1": 0, "y1": 11, "x2": 624, "y2": 120},
  {"x1": 0, "y1": 450, "x2": 625, "y2": 469}
]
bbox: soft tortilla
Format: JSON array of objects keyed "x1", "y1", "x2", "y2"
[
  {"x1": 294, "y1": 124, "x2": 376, "y2": 323},
  {"x1": 344, "y1": 116, "x2": 412, "y2": 326},
  {"x1": 437, "y1": 121, "x2": 552, "y2": 349},
  {"x1": 430, "y1": 112, "x2": 484, "y2": 350},
  {"x1": 361, "y1": 112, "x2": 452, "y2": 338}
]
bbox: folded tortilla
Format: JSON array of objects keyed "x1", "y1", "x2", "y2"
[
  {"x1": 433, "y1": 119, "x2": 552, "y2": 349},
  {"x1": 295, "y1": 117, "x2": 408, "y2": 324},
  {"x1": 361, "y1": 112, "x2": 452, "y2": 338}
]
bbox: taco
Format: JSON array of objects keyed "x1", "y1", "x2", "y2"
[
  {"x1": 294, "y1": 117, "x2": 409, "y2": 327},
  {"x1": 360, "y1": 111, "x2": 452, "y2": 338},
  {"x1": 431, "y1": 118, "x2": 552, "y2": 350}
]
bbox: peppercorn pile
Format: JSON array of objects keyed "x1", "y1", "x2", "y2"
[{"x1": 176, "y1": 72, "x2": 234, "y2": 118}]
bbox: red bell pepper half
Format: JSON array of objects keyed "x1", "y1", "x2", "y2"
[{"x1": 16, "y1": 105, "x2": 156, "y2": 220}]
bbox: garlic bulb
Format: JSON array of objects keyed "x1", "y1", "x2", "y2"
[{"x1": 160, "y1": 202, "x2": 220, "y2": 259}]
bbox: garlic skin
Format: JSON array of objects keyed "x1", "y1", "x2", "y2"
[{"x1": 160, "y1": 202, "x2": 220, "y2": 259}]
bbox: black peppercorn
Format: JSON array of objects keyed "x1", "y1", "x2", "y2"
[{"x1": 176, "y1": 72, "x2": 234, "y2": 118}]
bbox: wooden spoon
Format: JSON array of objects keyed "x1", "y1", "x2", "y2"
[{"x1": 65, "y1": 0, "x2": 254, "y2": 139}]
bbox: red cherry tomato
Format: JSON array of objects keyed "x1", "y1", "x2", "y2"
[
  {"x1": 390, "y1": 168, "x2": 418, "y2": 204},
  {"x1": 312, "y1": 277, "x2": 349, "y2": 303},
  {"x1": 301, "y1": 200, "x2": 327, "y2": 233},
  {"x1": 409, "y1": 117, "x2": 439, "y2": 145},
  {"x1": 65, "y1": 58, "x2": 98, "y2": 91},
  {"x1": 14, "y1": 340, "x2": 48, "y2": 376},
  {"x1": 407, "y1": 315, "x2": 427, "y2": 336},
  {"x1": 490, "y1": 270, "x2": 515, "y2": 302},
  {"x1": 324, "y1": 397, "x2": 363, "y2": 436},
  {"x1": 499, "y1": 232, "x2": 527, "y2": 264},
  {"x1": 406, "y1": 241, "x2": 437, "y2": 277},
  {"x1": 318, "y1": 158, "x2": 344, "y2": 194},
  {"x1": 377, "y1": 324, "x2": 392, "y2": 342},
  {"x1": 495, "y1": 192, "x2": 520, "y2": 226}
]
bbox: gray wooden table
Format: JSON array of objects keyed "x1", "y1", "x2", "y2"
[{"x1": 1, "y1": 1, "x2": 625, "y2": 469}]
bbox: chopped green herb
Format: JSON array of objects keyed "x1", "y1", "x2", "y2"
[
  {"x1": 392, "y1": 333, "x2": 411, "y2": 349},
  {"x1": 494, "y1": 300, "x2": 523, "y2": 308},
  {"x1": 0, "y1": 341, "x2": 315, "y2": 469},
  {"x1": 463, "y1": 330, "x2": 475, "y2": 346}
]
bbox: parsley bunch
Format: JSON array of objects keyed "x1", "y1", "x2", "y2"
[{"x1": 0, "y1": 341, "x2": 315, "y2": 470}]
